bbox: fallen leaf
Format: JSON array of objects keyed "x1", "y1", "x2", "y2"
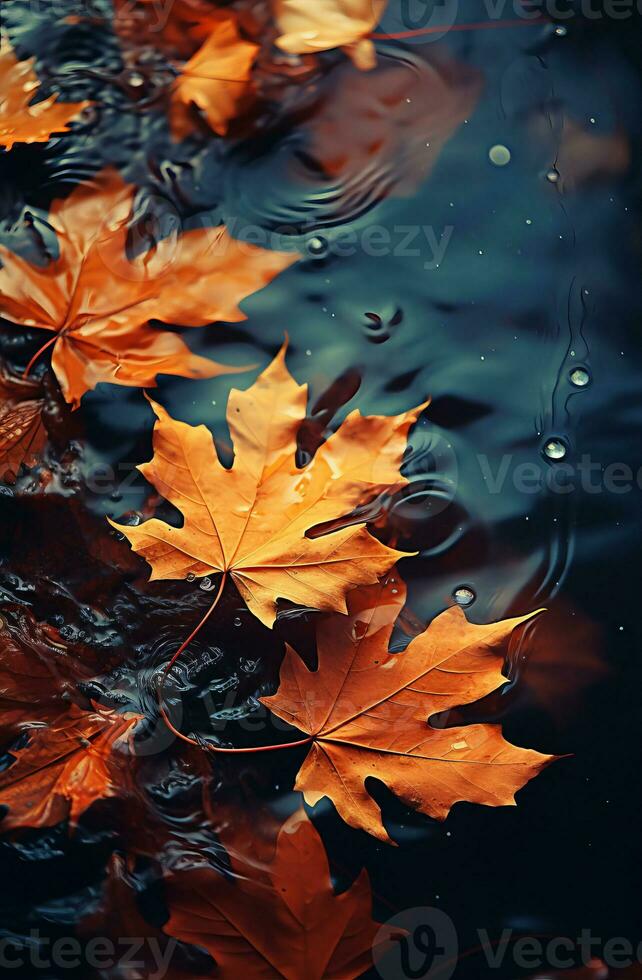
[
  {"x1": 170, "y1": 11, "x2": 259, "y2": 138},
  {"x1": 164, "y1": 807, "x2": 384, "y2": 979},
  {"x1": 0, "y1": 361, "x2": 47, "y2": 482},
  {"x1": 262, "y1": 576, "x2": 557, "y2": 842},
  {"x1": 305, "y1": 51, "x2": 482, "y2": 201},
  {"x1": 111, "y1": 345, "x2": 426, "y2": 626},
  {"x1": 0, "y1": 41, "x2": 90, "y2": 150},
  {"x1": 0, "y1": 704, "x2": 140, "y2": 831},
  {"x1": 0, "y1": 605, "x2": 101, "y2": 732},
  {"x1": 0, "y1": 170, "x2": 298, "y2": 406},
  {"x1": 79, "y1": 853, "x2": 196, "y2": 980},
  {"x1": 273, "y1": 0, "x2": 388, "y2": 70}
]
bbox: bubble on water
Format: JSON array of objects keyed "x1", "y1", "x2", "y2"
[
  {"x1": 199, "y1": 577, "x2": 214, "y2": 591},
  {"x1": 555, "y1": 25, "x2": 568, "y2": 36},
  {"x1": 186, "y1": 572, "x2": 196, "y2": 582},
  {"x1": 233, "y1": 616, "x2": 242, "y2": 627},
  {"x1": 453, "y1": 586, "x2": 475, "y2": 606},
  {"x1": 488, "y1": 145, "x2": 511, "y2": 167},
  {"x1": 306, "y1": 236, "x2": 328, "y2": 257},
  {"x1": 546, "y1": 168, "x2": 560, "y2": 183},
  {"x1": 570, "y1": 367, "x2": 591, "y2": 387},
  {"x1": 544, "y1": 438, "x2": 567, "y2": 460},
  {"x1": 126, "y1": 71, "x2": 145, "y2": 88}
]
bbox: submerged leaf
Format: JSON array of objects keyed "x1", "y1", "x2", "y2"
[
  {"x1": 0, "y1": 362, "x2": 46, "y2": 482},
  {"x1": 170, "y1": 11, "x2": 259, "y2": 138},
  {"x1": 164, "y1": 808, "x2": 384, "y2": 979},
  {"x1": 0, "y1": 705, "x2": 140, "y2": 830}
]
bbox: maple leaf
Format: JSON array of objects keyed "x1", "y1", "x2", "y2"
[
  {"x1": 0, "y1": 604, "x2": 102, "y2": 732},
  {"x1": 79, "y1": 853, "x2": 193, "y2": 980},
  {"x1": 273, "y1": 0, "x2": 388, "y2": 70},
  {"x1": 0, "y1": 361, "x2": 47, "y2": 482},
  {"x1": 0, "y1": 704, "x2": 140, "y2": 831},
  {"x1": 262, "y1": 576, "x2": 558, "y2": 843},
  {"x1": 0, "y1": 41, "x2": 90, "y2": 150},
  {"x1": 111, "y1": 346, "x2": 426, "y2": 627},
  {"x1": 0, "y1": 170, "x2": 298, "y2": 406},
  {"x1": 163, "y1": 807, "x2": 384, "y2": 979},
  {"x1": 170, "y1": 11, "x2": 259, "y2": 138}
]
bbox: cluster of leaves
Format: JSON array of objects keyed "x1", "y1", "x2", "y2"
[{"x1": 0, "y1": 2, "x2": 557, "y2": 976}]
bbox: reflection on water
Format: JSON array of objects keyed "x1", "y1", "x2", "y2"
[{"x1": 1, "y1": 2, "x2": 641, "y2": 977}]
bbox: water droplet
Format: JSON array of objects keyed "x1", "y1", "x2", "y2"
[
  {"x1": 451, "y1": 739, "x2": 469, "y2": 750},
  {"x1": 453, "y1": 587, "x2": 475, "y2": 606},
  {"x1": 306, "y1": 236, "x2": 328, "y2": 257},
  {"x1": 546, "y1": 168, "x2": 560, "y2": 183},
  {"x1": 570, "y1": 367, "x2": 591, "y2": 387},
  {"x1": 555, "y1": 25, "x2": 567, "y2": 36},
  {"x1": 186, "y1": 572, "x2": 196, "y2": 582},
  {"x1": 544, "y1": 438, "x2": 567, "y2": 460},
  {"x1": 126, "y1": 71, "x2": 145, "y2": 88},
  {"x1": 233, "y1": 616, "x2": 242, "y2": 627},
  {"x1": 488, "y1": 144, "x2": 511, "y2": 167}
]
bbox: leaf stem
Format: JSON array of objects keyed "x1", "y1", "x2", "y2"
[
  {"x1": 156, "y1": 572, "x2": 313, "y2": 754},
  {"x1": 23, "y1": 334, "x2": 58, "y2": 379}
]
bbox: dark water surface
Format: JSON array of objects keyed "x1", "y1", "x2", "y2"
[{"x1": 1, "y1": 2, "x2": 642, "y2": 978}]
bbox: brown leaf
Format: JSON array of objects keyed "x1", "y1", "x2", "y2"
[
  {"x1": 113, "y1": 0, "x2": 225, "y2": 59},
  {"x1": 170, "y1": 10, "x2": 259, "y2": 138},
  {"x1": 0, "y1": 361, "x2": 47, "y2": 482},
  {"x1": 0, "y1": 605, "x2": 101, "y2": 732},
  {"x1": 111, "y1": 345, "x2": 427, "y2": 626},
  {"x1": 262, "y1": 576, "x2": 557, "y2": 843},
  {"x1": 0, "y1": 704, "x2": 140, "y2": 831},
  {"x1": 164, "y1": 807, "x2": 384, "y2": 979},
  {"x1": 304, "y1": 51, "x2": 482, "y2": 201},
  {"x1": 79, "y1": 853, "x2": 193, "y2": 980},
  {"x1": 0, "y1": 169, "x2": 298, "y2": 406},
  {"x1": 0, "y1": 41, "x2": 90, "y2": 150}
]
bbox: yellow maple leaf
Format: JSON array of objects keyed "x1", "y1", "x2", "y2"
[
  {"x1": 0, "y1": 41, "x2": 90, "y2": 150},
  {"x1": 170, "y1": 11, "x2": 259, "y2": 138},
  {"x1": 263, "y1": 576, "x2": 557, "y2": 842},
  {"x1": 272, "y1": 0, "x2": 388, "y2": 70},
  {"x1": 111, "y1": 346, "x2": 427, "y2": 626}
]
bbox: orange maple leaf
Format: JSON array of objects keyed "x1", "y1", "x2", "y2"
[
  {"x1": 111, "y1": 346, "x2": 426, "y2": 627},
  {"x1": 164, "y1": 808, "x2": 385, "y2": 979},
  {"x1": 273, "y1": 0, "x2": 388, "y2": 70},
  {"x1": 0, "y1": 361, "x2": 47, "y2": 482},
  {"x1": 0, "y1": 704, "x2": 140, "y2": 830},
  {"x1": 170, "y1": 11, "x2": 259, "y2": 138},
  {"x1": 0, "y1": 170, "x2": 298, "y2": 406},
  {"x1": 0, "y1": 41, "x2": 90, "y2": 150},
  {"x1": 262, "y1": 576, "x2": 558, "y2": 843}
]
